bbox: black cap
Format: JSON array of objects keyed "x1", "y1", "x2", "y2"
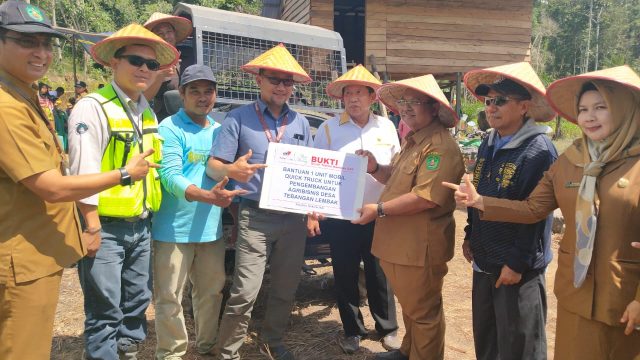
[
  {"x1": 475, "y1": 78, "x2": 531, "y2": 99},
  {"x1": 75, "y1": 81, "x2": 87, "y2": 88},
  {"x1": 0, "y1": 0, "x2": 64, "y2": 37},
  {"x1": 180, "y1": 65, "x2": 217, "y2": 88}
]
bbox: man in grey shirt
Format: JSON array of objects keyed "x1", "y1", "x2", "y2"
[{"x1": 207, "y1": 44, "x2": 313, "y2": 360}]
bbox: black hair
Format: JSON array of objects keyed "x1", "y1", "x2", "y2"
[
  {"x1": 578, "y1": 82, "x2": 599, "y2": 99},
  {"x1": 113, "y1": 46, "x2": 127, "y2": 58}
]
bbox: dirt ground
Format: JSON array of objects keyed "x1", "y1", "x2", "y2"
[{"x1": 51, "y1": 209, "x2": 559, "y2": 359}]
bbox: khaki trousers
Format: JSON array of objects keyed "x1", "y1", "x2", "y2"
[
  {"x1": 380, "y1": 259, "x2": 448, "y2": 360},
  {"x1": 0, "y1": 268, "x2": 63, "y2": 360},
  {"x1": 215, "y1": 204, "x2": 307, "y2": 360},
  {"x1": 555, "y1": 304, "x2": 640, "y2": 360},
  {"x1": 153, "y1": 240, "x2": 226, "y2": 359}
]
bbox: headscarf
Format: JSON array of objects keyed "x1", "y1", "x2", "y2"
[{"x1": 572, "y1": 80, "x2": 640, "y2": 287}]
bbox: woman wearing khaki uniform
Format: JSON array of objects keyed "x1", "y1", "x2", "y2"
[{"x1": 445, "y1": 65, "x2": 640, "y2": 359}]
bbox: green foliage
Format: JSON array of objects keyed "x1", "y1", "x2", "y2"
[
  {"x1": 460, "y1": 100, "x2": 484, "y2": 123},
  {"x1": 533, "y1": 0, "x2": 640, "y2": 78},
  {"x1": 549, "y1": 117, "x2": 582, "y2": 140}
]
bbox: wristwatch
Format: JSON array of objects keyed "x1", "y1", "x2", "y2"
[
  {"x1": 377, "y1": 202, "x2": 386, "y2": 218},
  {"x1": 119, "y1": 167, "x2": 132, "y2": 186}
]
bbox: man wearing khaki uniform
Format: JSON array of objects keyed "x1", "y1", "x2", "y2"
[
  {"x1": 0, "y1": 2, "x2": 156, "y2": 359},
  {"x1": 353, "y1": 75, "x2": 464, "y2": 360}
]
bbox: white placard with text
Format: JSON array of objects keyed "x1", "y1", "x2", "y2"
[{"x1": 259, "y1": 142, "x2": 367, "y2": 220}]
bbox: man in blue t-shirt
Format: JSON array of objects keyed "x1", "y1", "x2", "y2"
[{"x1": 151, "y1": 65, "x2": 244, "y2": 358}]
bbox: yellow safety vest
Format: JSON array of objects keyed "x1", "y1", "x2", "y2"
[{"x1": 88, "y1": 84, "x2": 163, "y2": 217}]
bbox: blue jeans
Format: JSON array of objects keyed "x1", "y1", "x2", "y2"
[{"x1": 78, "y1": 218, "x2": 152, "y2": 360}]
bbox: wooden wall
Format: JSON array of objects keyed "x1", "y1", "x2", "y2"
[
  {"x1": 282, "y1": 0, "x2": 310, "y2": 24},
  {"x1": 309, "y1": 1, "x2": 333, "y2": 30},
  {"x1": 365, "y1": 0, "x2": 533, "y2": 80},
  {"x1": 282, "y1": 0, "x2": 333, "y2": 29}
]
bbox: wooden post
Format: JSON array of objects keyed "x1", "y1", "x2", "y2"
[{"x1": 368, "y1": 54, "x2": 388, "y2": 118}]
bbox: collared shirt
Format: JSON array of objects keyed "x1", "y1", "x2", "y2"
[
  {"x1": 371, "y1": 121, "x2": 464, "y2": 267},
  {"x1": 211, "y1": 99, "x2": 312, "y2": 201},
  {"x1": 492, "y1": 133, "x2": 514, "y2": 157},
  {"x1": 152, "y1": 109, "x2": 223, "y2": 243},
  {"x1": 0, "y1": 69, "x2": 84, "y2": 284},
  {"x1": 68, "y1": 81, "x2": 155, "y2": 205},
  {"x1": 313, "y1": 112, "x2": 400, "y2": 204}
]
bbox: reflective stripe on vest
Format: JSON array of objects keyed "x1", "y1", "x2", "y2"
[{"x1": 88, "y1": 84, "x2": 163, "y2": 217}]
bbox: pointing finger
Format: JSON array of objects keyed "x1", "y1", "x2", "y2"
[
  {"x1": 216, "y1": 176, "x2": 230, "y2": 189},
  {"x1": 248, "y1": 164, "x2": 268, "y2": 170},
  {"x1": 464, "y1": 173, "x2": 473, "y2": 187},
  {"x1": 441, "y1": 181, "x2": 459, "y2": 191},
  {"x1": 240, "y1": 149, "x2": 253, "y2": 161},
  {"x1": 147, "y1": 161, "x2": 161, "y2": 169},
  {"x1": 140, "y1": 148, "x2": 155, "y2": 158}
]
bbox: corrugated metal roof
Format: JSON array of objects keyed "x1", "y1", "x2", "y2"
[{"x1": 261, "y1": 0, "x2": 283, "y2": 19}]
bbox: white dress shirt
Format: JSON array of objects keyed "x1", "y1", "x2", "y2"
[
  {"x1": 67, "y1": 81, "x2": 155, "y2": 205},
  {"x1": 313, "y1": 112, "x2": 400, "y2": 205}
]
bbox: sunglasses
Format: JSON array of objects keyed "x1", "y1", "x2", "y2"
[
  {"x1": 263, "y1": 75, "x2": 295, "y2": 87},
  {"x1": 4, "y1": 35, "x2": 58, "y2": 51},
  {"x1": 483, "y1": 96, "x2": 523, "y2": 107},
  {"x1": 116, "y1": 54, "x2": 161, "y2": 71},
  {"x1": 395, "y1": 99, "x2": 434, "y2": 108}
]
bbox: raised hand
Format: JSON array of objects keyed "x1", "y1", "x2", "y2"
[
  {"x1": 351, "y1": 203, "x2": 377, "y2": 225},
  {"x1": 620, "y1": 300, "x2": 640, "y2": 335},
  {"x1": 442, "y1": 173, "x2": 483, "y2": 209},
  {"x1": 125, "y1": 148, "x2": 160, "y2": 181},
  {"x1": 206, "y1": 177, "x2": 247, "y2": 207},
  {"x1": 185, "y1": 177, "x2": 246, "y2": 207},
  {"x1": 355, "y1": 149, "x2": 378, "y2": 174},
  {"x1": 230, "y1": 149, "x2": 268, "y2": 183}
]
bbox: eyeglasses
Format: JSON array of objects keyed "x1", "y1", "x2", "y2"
[
  {"x1": 484, "y1": 96, "x2": 523, "y2": 107},
  {"x1": 263, "y1": 75, "x2": 295, "y2": 87},
  {"x1": 115, "y1": 54, "x2": 160, "y2": 71},
  {"x1": 395, "y1": 99, "x2": 433, "y2": 108},
  {"x1": 4, "y1": 35, "x2": 57, "y2": 51}
]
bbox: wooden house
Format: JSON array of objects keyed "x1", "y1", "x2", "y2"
[{"x1": 265, "y1": 0, "x2": 533, "y2": 81}]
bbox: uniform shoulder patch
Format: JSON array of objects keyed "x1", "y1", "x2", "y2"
[
  {"x1": 75, "y1": 122, "x2": 88, "y2": 134},
  {"x1": 425, "y1": 152, "x2": 441, "y2": 170}
]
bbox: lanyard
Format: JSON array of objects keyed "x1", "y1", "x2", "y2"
[
  {"x1": 253, "y1": 102, "x2": 288, "y2": 143},
  {"x1": 0, "y1": 77, "x2": 68, "y2": 174},
  {"x1": 119, "y1": 96, "x2": 145, "y2": 152}
]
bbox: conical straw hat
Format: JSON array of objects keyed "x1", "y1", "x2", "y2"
[
  {"x1": 546, "y1": 65, "x2": 640, "y2": 123},
  {"x1": 377, "y1": 75, "x2": 458, "y2": 128},
  {"x1": 241, "y1": 43, "x2": 312, "y2": 84},
  {"x1": 464, "y1": 62, "x2": 556, "y2": 122},
  {"x1": 326, "y1": 64, "x2": 381, "y2": 99},
  {"x1": 91, "y1": 23, "x2": 179, "y2": 69},
  {"x1": 144, "y1": 13, "x2": 193, "y2": 44}
]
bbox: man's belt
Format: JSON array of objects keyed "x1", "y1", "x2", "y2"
[{"x1": 99, "y1": 211, "x2": 150, "y2": 223}]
